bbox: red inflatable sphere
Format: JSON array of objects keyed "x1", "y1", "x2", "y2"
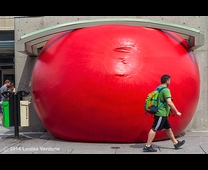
[{"x1": 31, "y1": 25, "x2": 200, "y2": 143}]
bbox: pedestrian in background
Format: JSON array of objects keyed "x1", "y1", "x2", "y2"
[
  {"x1": 0, "y1": 79, "x2": 11, "y2": 125},
  {"x1": 8, "y1": 82, "x2": 15, "y2": 93}
]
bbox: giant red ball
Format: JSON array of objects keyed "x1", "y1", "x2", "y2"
[{"x1": 31, "y1": 25, "x2": 200, "y2": 143}]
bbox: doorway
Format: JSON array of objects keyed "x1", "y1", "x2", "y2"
[{"x1": 1, "y1": 69, "x2": 15, "y2": 85}]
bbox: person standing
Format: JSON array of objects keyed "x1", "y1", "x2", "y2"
[
  {"x1": 8, "y1": 82, "x2": 16, "y2": 93},
  {"x1": 143, "y1": 74, "x2": 185, "y2": 152},
  {"x1": 0, "y1": 79, "x2": 11, "y2": 125}
]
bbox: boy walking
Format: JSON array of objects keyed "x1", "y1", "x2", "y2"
[{"x1": 143, "y1": 75, "x2": 185, "y2": 152}]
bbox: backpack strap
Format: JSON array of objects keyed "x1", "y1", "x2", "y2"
[
  {"x1": 157, "y1": 86, "x2": 167, "y2": 109},
  {"x1": 156, "y1": 86, "x2": 166, "y2": 92}
]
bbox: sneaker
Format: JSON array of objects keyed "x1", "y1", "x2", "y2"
[
  {"x1": 143, "y1": 145, "x2": 157, "y2": 152},
  {"x1": 174, "y1": 140, "x2": 185, "y2": 149}
]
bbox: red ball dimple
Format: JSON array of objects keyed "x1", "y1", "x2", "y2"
[
  {"x1": 31, "y1": 25, "x2": 200, "y2": 143},
  {"x1": 104, "y1": 45, "x2": 143, "y2": 77}
]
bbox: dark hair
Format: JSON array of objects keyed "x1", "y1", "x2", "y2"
[
  {"x1": 4, "y1": 79, "x2": 11, "y2": 84},
  {"x1": 161, "y1": 74, "x2": 170, "y2": 84},
  {"x1": 10, "y1": 82, "x2": 15, "y2": 87}
]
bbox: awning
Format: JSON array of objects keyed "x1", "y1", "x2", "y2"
[{"x1": 16, "y1": 18, "x2": 204, "y2": 57}]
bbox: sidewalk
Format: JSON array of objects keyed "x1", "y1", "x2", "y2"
[{"x1": 0, "y1": 122, "x2": 207, "y2": 154}]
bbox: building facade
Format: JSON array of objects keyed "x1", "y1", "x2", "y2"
[
  {"x1": 0, "y1": 16, "x2": 15, "y2": 87},
  {"x1": 1, "y1": 16, "x2": 207, "y2": 133}
]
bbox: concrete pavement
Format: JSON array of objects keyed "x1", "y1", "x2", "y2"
[{"x1": 0, "y1": 122, "x2": 207, "y2": 154}]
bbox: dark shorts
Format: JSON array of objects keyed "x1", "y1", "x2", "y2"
[{"x1": 152, "y1": 116, "x2": 171, "y2": 131}]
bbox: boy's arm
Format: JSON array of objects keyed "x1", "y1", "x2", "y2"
[{"x1": 166, "y1": 97, "x2": 181, "y2": 116}]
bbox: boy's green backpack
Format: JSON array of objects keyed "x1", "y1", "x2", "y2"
[{"x1": 144, "y1": 86, "x2": 167, "y2": 114}]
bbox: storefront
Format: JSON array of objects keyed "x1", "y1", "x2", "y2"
[{"x1": 0, "y1": 17, "x2": 14, "y2": 85}]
